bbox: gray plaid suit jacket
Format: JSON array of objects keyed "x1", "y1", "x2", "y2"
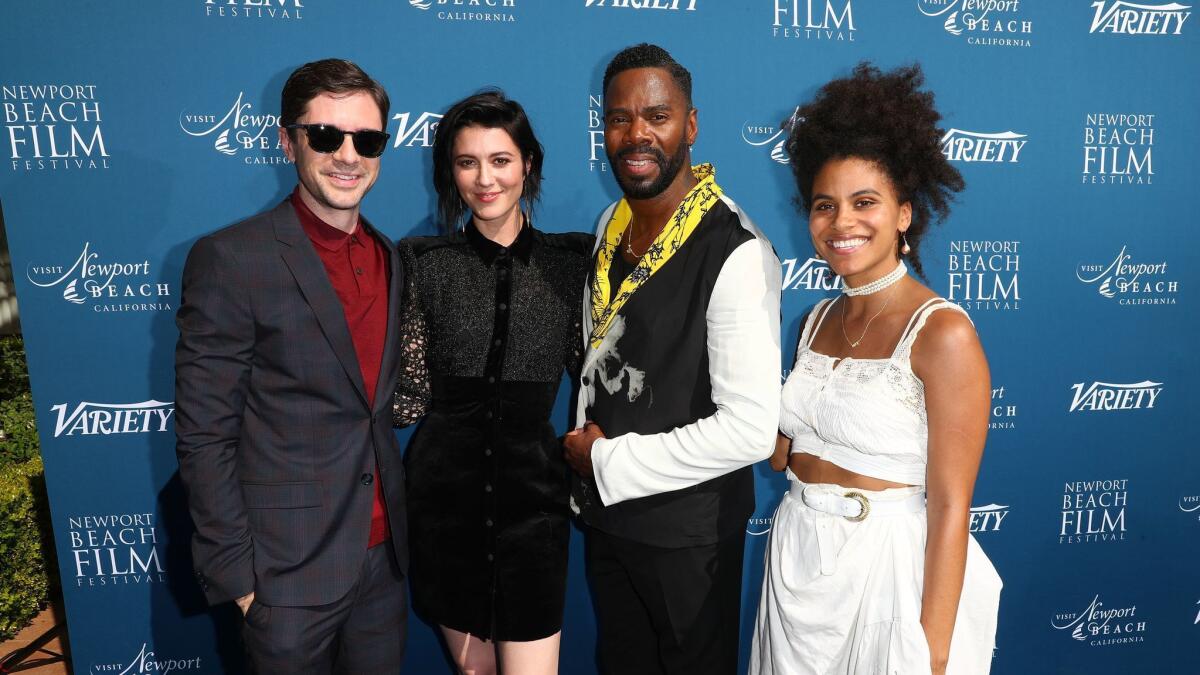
[{"x1": 175, "y1": 199, "x2": 408, "y2": 608}]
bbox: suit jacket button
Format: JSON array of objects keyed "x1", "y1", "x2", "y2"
[{"x1": 361, "y1": 473, "x2": 373, "y2": 485}]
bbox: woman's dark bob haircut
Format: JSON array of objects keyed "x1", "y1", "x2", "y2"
[
  {"x1": 785, "y1": 62, "x2": 964, "y2": 278},
  {"x1": 432, "y1": 90, "x2": 544, "y2": 231}
]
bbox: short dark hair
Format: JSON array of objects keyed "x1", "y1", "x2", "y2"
[
  {"x1": 785, "y1": 62, "x2": 964, "y2": 278},
  {"x1": 603, "y1": 43, "x2": 693, "y2": 107},
  {"x1": 431, "y1": 90, "x2": 545, "y2": 231},
  {"x1": 280, "y1": 59, "x2": 390, "y2": 134}
]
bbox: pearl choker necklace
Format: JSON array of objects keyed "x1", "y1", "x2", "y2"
[{"x1": 843, "y1": 261, "x2": 907, "y2": 296}]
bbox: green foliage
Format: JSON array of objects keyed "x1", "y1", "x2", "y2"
[
  {"x1": 0, "y1": 336, "x2": 38, "y2": 465},
  {"x1": 0, "y1": 456, "x2": 52, "y2": 640}
]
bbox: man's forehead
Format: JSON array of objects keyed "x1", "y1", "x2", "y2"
[{"x1": 605, "y1": 68, "x2": 685, "y2": 107}]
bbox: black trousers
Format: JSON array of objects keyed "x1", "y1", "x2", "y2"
[
  {"x1": 243, "y1": 542, "x2": 407, "y2": 674},
  {"x1": 585, "y1": 526, "x2": 746, "y2": 675}
]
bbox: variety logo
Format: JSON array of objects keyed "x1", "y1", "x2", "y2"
[
  {"x1": 1076, "y1": 246, "x2": 1177, "y2": 306},
  {"x1": 946, "y1": 240, "x2": 1020, "y2": 311},
  {"x1": 25, "y1": 242, "x2": 172, "y2": 313},
  {"x1": 917, "y1": 0, "x2": 1033, "y2": 47},
  {"x1": 51, "y1": 400, "x2": 174, "y2": 438},
  {"x1": 781, "y1": 257, "x2": 843, "y2": 292},
  {"x1": 969, "y1": 503, "x2": 1009, "y2": 532},
  {"x1": 179, "y1": 92, "x2": 288, "y2": 166},
  {"x1": 940, "y1": 129, "x2": 1027, "y2": 164},
  {"x1": 1069, "y1": 381, "x2": 1161, "y2": 412},
  {"x1": 586, "y1": 0, "x2": 697, "y2": 10},
  {"x1": 741, "y1": 107, "x2": 799, "y2": 164},
  {"x1": 990, "y1": 385, "x2": 1015, "y2": 430},
  {"x1": 204, "y1": 0, "x2": 304, "y2": 20},
  {"x1": 772, "y1": 0, "x2": 856, "y2": 41},
  {"x1": 588, "y1": 94, "x2": 607, "y2": 173},
  {"x1": 3, "y1": 84, "x2": 109, "y2": 171},
  {"x1": 90, "y1": 643, "x2": 203, "y2": 675},
  {"x1": 68, "y1": 513, "x2": 166, "y2": 588},
  {"x1": 412, "y1": 0, "x2": 517, "y2": 22},
  {"x1": 1052, "y1": 595, "x2": 1147, "y2": 646},
  {"x1": 1083, "y1": 113, "x2": 1154, "y2": 185},
  {"x1": 1089, "y1": 1, "x2": 1190, "y2": 34},
  {"x1": 1060, "y1": 479, "x2": 1128, "y2": 544},
  {"x1": 391, "y1": 111, "x2": 442, "y2": 149}
]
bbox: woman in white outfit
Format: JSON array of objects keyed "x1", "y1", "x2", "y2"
[{"x1": 749, "y1": 63, "x2": 1002, "y2": 675}]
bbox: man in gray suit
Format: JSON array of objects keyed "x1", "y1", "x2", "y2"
[{"x1": 175, "y1": 59, "x2": 407, "y2": 673}]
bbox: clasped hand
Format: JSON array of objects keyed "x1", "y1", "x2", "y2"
[{"x1": 563, "y1": 421, "x2": 606, "y2": 477}]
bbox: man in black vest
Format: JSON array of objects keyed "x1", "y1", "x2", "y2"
[{"x1": 565, "y1": 44, "x2": 782, "y2": 674}]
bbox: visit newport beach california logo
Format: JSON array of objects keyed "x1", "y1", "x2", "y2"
[
  {"x1": 1052, "y1": 595, "x2": 1148, "y2": 647},
  {"x1": 90, "y1": 643, "x2": 203, "y2": 675},
  {"x1": 179, "y1": 92, "x2": 288, "y2": 165},
  {"x1": 1076, "y1": 246, "x2": 1177, "y2": 306},
  {"x1": 741, "y1": 106, "x2": 799, "y2": 165},
  {"x1": 25, "y1": 243, "x2": 172, "y2": 313},
  {"x1": 410, "y1": 0, "x2": 517, "y2": 22},
  {"x1": 916, "y1": 0, "x2": 1033, "y2": 47}
]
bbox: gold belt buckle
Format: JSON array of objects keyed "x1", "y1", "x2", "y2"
[{"x1": 843, "y1": 491, "x2": 870, "y2": 522}]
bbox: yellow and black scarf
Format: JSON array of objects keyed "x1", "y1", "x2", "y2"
[{"x1": 589, "y1": 164, "x2": 723, "y2": 350}]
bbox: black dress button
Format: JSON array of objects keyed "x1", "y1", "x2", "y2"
[
  {"x1": 494, "y1": 338, "x2": 502, "y2": 346},
  {"x1": 485, "y1": 519, "x2": 494, "y2": 527},
  {"x1": 487, "y1": 376, "x2": 496, "y2": 384},
  {"x1": 484, "y1": 448, "x2": 493, "y2": 457},
  {"x1": 487, "y1": 553, "x2": 495, "y2": 562},
  {"x1": 361, "y1": 473, "x2": 373, "y2": 485},
  {"x1": 484, "y1": 484, "x2": 493, "y2": 493},
  {"x1": 498, "y1": 303, "x2": 507, "y2": 311},
  {"x1": 485, "y1": 411, "x2": 493, "y2": 420}
]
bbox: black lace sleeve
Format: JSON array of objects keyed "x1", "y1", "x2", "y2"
[{"x1": 393, "y1": 243, "x2": 430, "y2": 427}]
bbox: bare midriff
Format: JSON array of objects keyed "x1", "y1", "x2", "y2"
[{"x1": 788, "y1": 451, "x2": 917, "y2": 491}]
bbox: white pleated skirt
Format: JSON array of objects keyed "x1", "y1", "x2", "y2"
[{"x1": 749, "y1": 477, "x2": 1002, "y2": 675}]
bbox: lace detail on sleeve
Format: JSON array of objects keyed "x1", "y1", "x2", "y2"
[{"x1": 393, "y1": 244, "x2": 431, "y2": 427}]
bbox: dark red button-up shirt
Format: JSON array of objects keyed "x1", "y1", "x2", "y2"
[{"x1": 291, "y1": 189, "x2": 391, "y2": 547}]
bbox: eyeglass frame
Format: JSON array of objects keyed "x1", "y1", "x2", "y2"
[{"x1": 283, "y1": 123, "x2": 392, "y2": 158}]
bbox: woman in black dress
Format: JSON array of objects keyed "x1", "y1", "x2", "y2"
[{"x1": 394, "y1": 91, "x2": 592, "y2": 675}]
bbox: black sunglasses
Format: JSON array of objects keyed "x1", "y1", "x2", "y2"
[{"x1": 285, "y1": 124, "x2": 391, "y2": 158}]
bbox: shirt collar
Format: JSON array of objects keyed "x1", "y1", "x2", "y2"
[
  {"x1": 465, "y1": 218, "x2": 534, "y2": 265},
  {"x1": 290, "y1": 187, "x2": 361, "y2": 252}
]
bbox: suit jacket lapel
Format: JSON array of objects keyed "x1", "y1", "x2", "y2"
[
  {"x1": 272, "y1": 201, "x2": 370, "y2": 408},
  {"x1": 366, "y1": 218, "x2": 402, "y2": 413}
]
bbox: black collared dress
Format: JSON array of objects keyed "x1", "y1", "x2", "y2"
[{"x1": 395, "y1": 223, "x2": 592, "y2": 641}]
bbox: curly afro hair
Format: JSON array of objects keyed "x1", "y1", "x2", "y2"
[{"x1": 785, "y1": 62, "x2": 963, "y2": 278}]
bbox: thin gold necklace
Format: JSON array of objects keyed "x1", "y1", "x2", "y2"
[{"x1": 840, "y1": 284, "x2": 900, "y2": 349}]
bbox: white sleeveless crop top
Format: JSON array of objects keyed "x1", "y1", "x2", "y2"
[{"x1": 779, "y1": 297, "x2": 970, "y2": 486}]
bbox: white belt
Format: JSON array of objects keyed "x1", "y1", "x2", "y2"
[
  {"x1": 792, "y1": 484, "x2": 926, "y2": 576},
  {"x1": 796, "y1": 484, "x2": 925, "y2": 522}
]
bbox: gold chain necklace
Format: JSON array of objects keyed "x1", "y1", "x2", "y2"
[
  {"x1": 840, "y1": 284, "x2": 899, "y2": 349},
  {"x1": 624, "y1": 220, "x2": 646, "y2": 258}
]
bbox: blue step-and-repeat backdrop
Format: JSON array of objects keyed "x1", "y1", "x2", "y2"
[{"x1": 2, "y1": 1, "x2": 1198, "y2": 673}]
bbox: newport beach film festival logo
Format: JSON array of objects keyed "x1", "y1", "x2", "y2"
[
  {"x1": 203, "y1": 0, "x2": 305, "y2": 20},
  {"x1": 1059, "y1": 479, "x2": 1128, "y2": 545},
  {"x1": 51, "y1": 400, "x2": 174, "y2": 438},
  {"x1": 3, "y1": 84, "x2": 110, "y2": 172},
  {"x1": 1082, "y1": 113, "x2": 1154, "y2": 185},
  {"x1": 25, "y1": 243, "x2": 172, "y2": 313},
  {"x1": 772, "y1": 0, "x2": 856, "y2": 41},
  {"x1": 179, "y1": 92, "x2": 289, "y2": 166},
  {"x1": 67, "y1": 512, "x2": 166, "y2": 589},
  {"x1": 90, "y1": 643, "x2": 203, "y2": 675},
  {"x1": 588, "y1": 93, "x2": 607, "y2": 173},
  {"x1": 1076, "y1": 246, "x2": 1178, "y2": 306},
  {"x1": 409, "y1": 0, "x2": 517, "y2": 23},
  {"x1": 946, "y1": 240, "x2": 1020, "y2": 311},
  {"x1": 916, "y1": 0, "x2": 1033, "y2": 48},
  {"x1": 1052, "y1": 595, "x2": 1148, "y2": 647},
  {"x1": 1088, "y1": 1, "x2": 1190, "y2": 35}
]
